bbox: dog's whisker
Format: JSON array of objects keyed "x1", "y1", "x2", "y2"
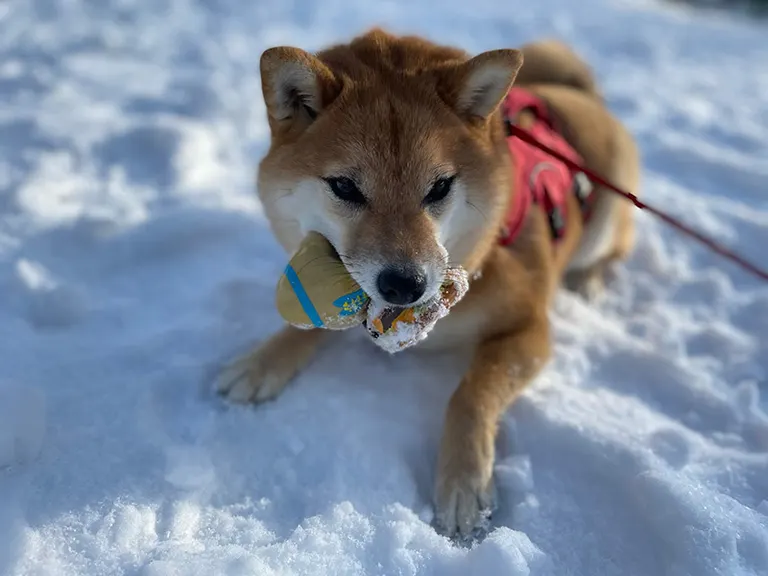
[{"x1": 466, "y1": 200, "x2": 489, "y2": 222}]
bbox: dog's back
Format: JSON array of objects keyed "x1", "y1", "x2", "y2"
[{"x1": 516, "y1": 39, "x2": 602, "y2": 100}]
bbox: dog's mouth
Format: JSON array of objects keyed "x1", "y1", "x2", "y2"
[
  {"x1": 326, "y1": 241, "x2": 342, "y2": 261},
  {"x1": 331, "y1": 242, "x2": 446, "y2": 310}
]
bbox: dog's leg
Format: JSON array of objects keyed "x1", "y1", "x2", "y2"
[
  {"x1": 434, "y1": 317, "x2": 550, "y2": 541},
  {"x1": 563, "y1": 255, "x2": 612, "y2": 300},
  {"x1": 565, "y1": 117, "x2": 640, "y2": 298},
  {"x1": 217, "y1": 325, "x2": 330, "y2": 404}
]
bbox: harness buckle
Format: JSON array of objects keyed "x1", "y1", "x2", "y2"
[
  {"x1": 574, "y1": 171, "x2": 593, "y2": 208},
  {"x1": 548, "y1": 206, "x2": 565, "y2": 240}
]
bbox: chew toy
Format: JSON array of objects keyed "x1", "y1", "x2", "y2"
[
  {"x1": 276, "y1": 232, "x2": 369, "y2": 329},
  {"x1": 275, "y1": 232, "x2": 468, "y2": 352},
  {"x1": 364, "y1": 267, "x2": 469, "y2": 353}
]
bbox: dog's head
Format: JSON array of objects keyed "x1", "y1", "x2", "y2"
[{"x1": 257, "y1": 29, "x2": 522, "y2": 307}]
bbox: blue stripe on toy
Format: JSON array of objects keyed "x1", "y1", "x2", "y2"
[{"x1": 284, "y1": 264, "x2": 324, "y2": 328}]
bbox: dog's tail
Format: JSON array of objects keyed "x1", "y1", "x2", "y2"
[{"x1": 515, "y1": 40, "x2": 602, "y2": 100}]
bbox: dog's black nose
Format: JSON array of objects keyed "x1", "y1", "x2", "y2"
[{"x1": 377, "y1": 265, "x2": 428, "y2": 306}]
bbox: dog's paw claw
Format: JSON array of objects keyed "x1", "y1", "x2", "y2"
[
  {"x1": 434, "y1": 475, "x2": 496, "y2": 544},
  {"x1": 219, "y1": 374, "x2": 255, "y2": 404},
  {"x1": 215, "y1": 353, "x2": 286, "y2": 405}
]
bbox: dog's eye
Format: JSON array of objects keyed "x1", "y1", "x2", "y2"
[
  {"x1": 324, "y1": 177, "x2": 366, "y2": 206},
  {"x1": 424, "y1": 176, "x2": 455, "y2": 205}
]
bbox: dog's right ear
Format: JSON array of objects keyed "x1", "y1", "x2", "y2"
[{"x1": 260, "y1": 47, "x2": 341, "y2": 126}]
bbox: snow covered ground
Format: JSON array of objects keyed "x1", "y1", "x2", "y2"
[{"x1": 1, "y1": 0, "x2": 767, "y2": 574}]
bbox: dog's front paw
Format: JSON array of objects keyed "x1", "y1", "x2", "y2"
[
  {"x1": 216, "y1": 326, "x2": 328, "y2": 405},
  {"x1": 434, "y1": 459, "x2": 497, "y2": 543},
  {"x1": 215, "y1": 346, "x2": 291, "y2": 404}
]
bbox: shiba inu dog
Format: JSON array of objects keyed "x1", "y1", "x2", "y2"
[{"x1": 217, "y1": 29, "x2": 640, "y2": 540}]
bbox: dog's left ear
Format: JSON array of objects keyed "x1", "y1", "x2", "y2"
[{"x1": 438, "y1": 49, "x2": 523, "y2": 121}]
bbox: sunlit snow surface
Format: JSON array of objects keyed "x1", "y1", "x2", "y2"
[{"x1": 1, "y1": 0, "x2": 767, "y2": 574}]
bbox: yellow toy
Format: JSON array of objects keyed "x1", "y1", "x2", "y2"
[
  {"x1": 275, "y1": 232, "x2": 369, "y2": 330},
  {"x1": 276, "y1": 232, "x2": 469, "y2": 353}
]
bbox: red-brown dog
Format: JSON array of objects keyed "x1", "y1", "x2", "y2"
[{"x1": 218, "y1": 29, "x2": 640, "y2": 540}]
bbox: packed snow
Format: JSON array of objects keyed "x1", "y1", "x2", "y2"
[{"x1": 1, "y1": 0, "x2": 767, "y2": 574}]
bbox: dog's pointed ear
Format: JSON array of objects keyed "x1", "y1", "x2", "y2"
[
  {"x1": 260, "y1": 47, "x2": 341, "y2": 125},
  {"x1": 438, "y1": 49, "x2": 523, "y2": 120}
]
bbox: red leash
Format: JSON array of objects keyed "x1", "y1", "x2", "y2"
[{"x1": 508, "y1": 124, "x2": 768, "y2": 283}]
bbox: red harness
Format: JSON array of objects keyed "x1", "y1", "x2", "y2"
[{"x1": 498, "y1": 87, "x2": 593, "y2": 246}]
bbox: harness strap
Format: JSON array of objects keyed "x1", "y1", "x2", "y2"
[{"x1": 498, "y1": 88, "x2": 594, "y2": 247}]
